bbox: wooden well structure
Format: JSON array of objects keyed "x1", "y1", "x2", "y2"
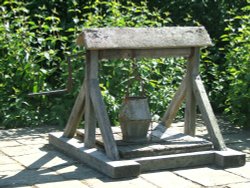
[{"x1": 49, "y1": 27, "x2": 245, "y2": 178}]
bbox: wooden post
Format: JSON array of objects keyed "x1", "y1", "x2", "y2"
[
  {"x1": 184, "y1": 48, "x2": 200, "y2": 136},
  {"x1": 193, "y1": 76, "x2": 227, "y2": 150},
  {"x1": 90, "y1": 79, "x2": 120, "y2": 160},
  {"x1": 84, "y1": 50, "x2": 98, "y2": 148}
]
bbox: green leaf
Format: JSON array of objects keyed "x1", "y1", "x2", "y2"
[
  {"x1": 44, "y1": 52, "x2": 50, "y2": 60},
  {"x1": 40, "y1": 68, "x2": 47, "y2": 74}
]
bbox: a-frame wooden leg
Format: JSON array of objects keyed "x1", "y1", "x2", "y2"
[
  {"x1": 161, "y1": 74, "x2": 187, "y2": 127},
  {"x1": 90, "y1": 79, "x2": 120, "y2": 160},
  {"x1": 84, "y1": 51, "x2": 97, "y2": 148},
  {"x1": 184, "y1": 48, "x2": 199, "y2": 136},
  {"x1": 84, "y1": 50, "x2": 119, "y2": 160},
  {"x1": 63, "y1": 81, "x2": 85, "y2": 138},
  {"x1": 193, "y1": 75, "x2": 227, "y2": 150}
]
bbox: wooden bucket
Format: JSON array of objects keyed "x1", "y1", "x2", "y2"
[{"x1": 119, "y1": 96, "x2": 151, "y2": 142}]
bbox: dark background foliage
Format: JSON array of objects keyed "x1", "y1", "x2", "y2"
[{"x1": 0, "y1": 0, "x2": 249, "y2": 129}]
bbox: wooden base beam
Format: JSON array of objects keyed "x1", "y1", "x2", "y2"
[
  {"x1": 49, "y1": 132, "x2": 245, "y2": 178},
  {"x1": 50, "y1": 132, "x2": 139, "y2": 178}
]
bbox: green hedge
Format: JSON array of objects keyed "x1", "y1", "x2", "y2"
[
  {"x1": 222, "y1": 4, "x2": 250, "y2": 128},
  {"x1": 0, "y1": 0, "x2": 249, "y2": 129}
]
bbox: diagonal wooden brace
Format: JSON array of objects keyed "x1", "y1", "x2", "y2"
[
  {"x1": 63, "y1": 82, "x2": 85, "y2": 138},
  {"x1": 89, "y1": 79, "x2": 120, "y2": 160},
  {"x1": 193, "y1": 75, "x2": 227, "y2": 150},
  {"x1": 161, "y1": 74, "x2": 187, "y2": 127}
]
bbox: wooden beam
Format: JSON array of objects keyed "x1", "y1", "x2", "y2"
[
  {"x1": 184, "y1": 48, "x2": 200, "y2": 136},
  {"x1": 161, "y1": 74, "x2": 187, "y2": 127},
  {"x1": 136, "y1": 151, "x2": 214, "y2": 172},
  {"x1": 77, "y1": 27, "x2": 212, "y2": 49},
  {"x1": 84, "y1": 51, "x2": 98, "y2": 148},
  {"x1": 98, "y1": 48, "x2": 191, "y2": 60},
  {"x1": 89, "y1": 79, "x2": 120, "y2": 160},
  {"x1": 50, "y1": 132, "x2": 140, "y2": 178},
  {"x1": 63, "y1": 81, "x2": 85, "y2": 138},
  {"x1": 193, "y1": 75, "x2": 227, "y2": 151}
]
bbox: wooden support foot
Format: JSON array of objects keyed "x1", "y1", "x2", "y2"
[{"x1": 215, "y1": 148, "x2": 246, "y2": 167}]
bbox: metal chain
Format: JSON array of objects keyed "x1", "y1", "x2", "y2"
[{"x1": 126, "y1": 58, "x2": 146, "y2": 97}]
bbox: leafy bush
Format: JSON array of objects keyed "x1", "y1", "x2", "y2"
[
  {"x1": 222, "y1": 4, "x2": 250, "y2": 128},
  {"x1": 1, "y1": 0, "x2": 178, "y2": 128},
  {"x1": 0, "y1": 0, "x2": 249, "y2": 129},
  {"x1": 0, "y1": 1, "x2": 81, "y2": 127}
]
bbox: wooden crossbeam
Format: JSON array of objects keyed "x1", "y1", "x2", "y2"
[
  {"x1": 98, "y1": 48, "x2": 192, "y2": 60},
  {"x1": 193, "y1": 75, "x2": 227, "y2": 150}
]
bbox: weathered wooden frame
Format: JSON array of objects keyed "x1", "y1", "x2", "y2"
[{"x1": 50, "y1": 27, "x2": 245, "y2": 178}]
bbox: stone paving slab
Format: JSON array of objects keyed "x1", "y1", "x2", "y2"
[
  {"x1": 0, "y1": 169, "x2": 64, "y2": 187},
  {"x1": 0, "y1": 155, "x2": 17, "y2": 164},
  {"x1": 13, "y1": 151, "x2": 76, "y2": 170},
  {"x1": 1, "y1": 126, "x2": 62, "y2": 141},
  {"x1": 82, "y1": 176, "x2": 159, "y2": 188},
  {"x1": 16, "y1": 137, "x2": 49, "y2": 145},
  {"x1": 226, "y1": 162, "x2": 250, "y2": 179},
  {"x1": 225, "y1": 182, "x2": 250, "y2": 188},
  {"x1": 0, "y1": 163, "x2": 25, "y2": 172},
  {"x1": 35, "y1": 180, "x2": 89, "y2": 188},
  {"x1": 174, "y1": 166, "x2": 248, "y2": 187},
  {"x1": 53, "y1": 163, "x2": 104, "y2": 180},
  {"x1": 140, "y1": 171, "x2": 202, "y2": 188},
  {"x1": 1, "y1": 145, "x2": 44, "y2": 157},
  {"x1": 0, "y1": 140, "x2": 22, "y2": 148}
]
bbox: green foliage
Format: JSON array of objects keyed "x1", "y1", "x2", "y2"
[
  {"x1": 0, "y1": 0, "x2": 175, "y2": 128},
  {"x1": 222, "y1": 4, "x2": 250, "y2": 128},
  {"x1": 0, "y1": 0, "x2": 249, "y2": 128},
  {"x1": 0, "y1": 0, "x2": 81, "y2": 127},
  {"x1": 82, "y1": 0, "x2": 171, "y2": 27}
]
